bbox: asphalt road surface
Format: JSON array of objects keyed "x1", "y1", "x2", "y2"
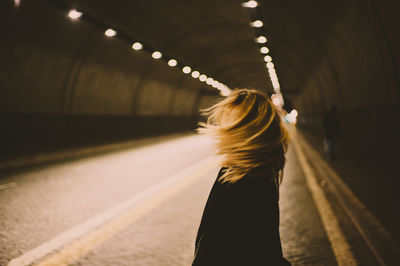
[{"x1": 1, "y1": 130, "x2": 399, "y2": 265}]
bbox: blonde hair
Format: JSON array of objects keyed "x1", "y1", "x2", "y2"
[{"x1": 197, "y1": 88, "x2": 289, "y2": 186}]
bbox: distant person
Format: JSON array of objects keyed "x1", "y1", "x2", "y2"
[
  {"x1": 192, "y1": 89, "x2": 291, "y2": 266},
  {"x1": 322, "y1": 106, "x2": 341, "y2": 161}
]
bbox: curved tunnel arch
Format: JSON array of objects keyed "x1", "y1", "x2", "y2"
[
  {"x1": 261, "y1": 0, "x2": 346, "y2": 105},
  {"x1": 264, "y1": 34, "x2": 329, "y2": 111},
  {"x1": 1, "y1": 0, "x2": 399, "y2": 166}
]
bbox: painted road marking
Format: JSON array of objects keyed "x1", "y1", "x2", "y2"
[
  {"x1": 292, "y1": 130, "x2": 357, "y2": 266},
  {"x1": 0, "y1": 182, "x2": 17, "y2": 191},
  {"x1": 0, "y1": 132, "x2": 195, "y2": 170},
  {"x1": 8, "y1": 156, "x2": 219, "y2": 266},
  {"x1": 297, "y1": 132, "x2": 400, "y2": 265}
]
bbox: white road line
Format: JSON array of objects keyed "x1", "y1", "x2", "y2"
[
  {"x1": 0, "y1": 132, "x2": 195, "y2": 169},
  {"x1": 0, "y1": 182, "x2": 17, "y2": 191},
  {"x1": 292, "y1": 130, "x2": 357, "y2": 266},
  {"x1": 297, "y1": 131, "x2": 400, "y2": 265},
  {"x1": 8, "y1": 156, "x2": 219, "y2": 266}
]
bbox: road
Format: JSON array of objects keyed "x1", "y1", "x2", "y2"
[{"x1": 1, "y1": 130, "x2": 398, "y2": 265}]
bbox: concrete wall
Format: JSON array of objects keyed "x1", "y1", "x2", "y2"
[
  {"x1": 1, "y1": 1, "x2": 221, "y2": 158},
  {"x1": 295, "y1": 0, "x2": 400, "y2": 159},
  {"x1": 2, "y1": 0, "x2": 399, "y2": 161},
  {"x1": 1, "y1": 1, "x2": 221, "y2": 116}
]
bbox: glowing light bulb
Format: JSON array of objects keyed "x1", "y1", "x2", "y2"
[
  {"x1": 152, "y1": 51, "x2": 162, "y2": 59},
  {"x1": 250, "y1": 20, "x2": 263, "y2": 28},
  {"x1": 264, "y1": 55, "x2": 272, "y2": 62},
  {"x1": 266, "y1": 62, "x2": 274, "y2": 69},
  {"x1": 68, "y1": 9, "x2": 82, "y2": 20},
  {"x1": 182, "y1": 66, "x2": 191, "y2": 74},
  {"x1": 270, "y1": 75, "x2": 278, "y2": 82},
  {"x1": 191, "y1": 71, "x2": 200, "y2": 78},
  {"x1": 273, "y1": 98, "x2": 281, "y2": 106},
  {"x1": 260, "y1": 47, "x2": 269, "y2": 54},
  {"x1": 167, "y1": 59, "x2": 177, "y2": 67},
  {"x1": 270, "y1": 76, "x2": 278, "y2": 83},
  {"x1": 286, "y1": 113, "x2": 297, "y2": 124},
  {"x1": 220, "y1": 88, "x2": 231, "y2": 96},
  {"x1": 255, "y1": 36, "x2": 267, "y2": 43},
  {"x1": 105, "y1": 29, "x2": 116, "y2": 37},
  {"x1": 241, "y1": 0, "x2": 258, "y2": 8},
  {"x1": 199, "y1": 74, "x2": 207, "y2": 82},
  {"x1": 268, "y1": 69, "x2": 276, "y2": 76},
  {"x1": 290, "y1": 109, "x2": 298, "y2": 118},
  {"x1": 269, "y1": 70, "x2": 276, "y2": 75},
  {"x1": 131, "y1": 42, "x2": 143, "y2": 50},
  {"x1": 211, "y1": 80, "x2": 219, "y2": 88}
]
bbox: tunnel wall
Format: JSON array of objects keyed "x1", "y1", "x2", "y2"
[
  {"x1": 295, "y1": 0, "x2": 400, "y2": 160},
  {"x1": 0, "y1": 114, "x2": 200, "y2": 160},
  {"x1": 1, "y1": 1, "x2": 221, "y2": 159}
]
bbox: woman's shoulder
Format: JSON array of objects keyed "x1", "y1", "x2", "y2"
[
  {"x1": 249, "y1": 164, "x2": 275, "y2": 176},
  {"x1": 224, "y1": 166, "x2": 278, "y2": 209},
  {"x1": 215, "y1": 165, "x2": 276, "y2": 196},
  {"x1": 219, "y1": 164, "x2": 274, "y2": 177},
  {"x1": 224, "y1": 165, "x2": 275, "y2": 195},
  {"x1": 242, "y1": 164, "x2": 275, "y2": 183}
]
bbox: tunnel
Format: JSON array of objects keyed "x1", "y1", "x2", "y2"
[{"x1": 1, "y1": 0, "x2": 400, "y2": 265}]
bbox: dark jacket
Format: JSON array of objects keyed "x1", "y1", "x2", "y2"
[{"x1": 192, "y1": 166, "x2": 291, "y2": 266}]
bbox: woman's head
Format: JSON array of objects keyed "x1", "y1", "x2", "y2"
[{"x1": 197, "y1": 88, "x2": 289, "y2": 184}]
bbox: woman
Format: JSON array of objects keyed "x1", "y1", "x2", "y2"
[{"x1": 192, "y1": 88, "x2": 291, "y2": 266}]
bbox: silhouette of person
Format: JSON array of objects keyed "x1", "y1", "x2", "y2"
[{"x1": 322, "y1": 106, "x2": 341, "y2": 161}]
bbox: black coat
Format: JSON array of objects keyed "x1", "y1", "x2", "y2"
[{"x1": 192, "y1": 166, "x2": 291, "y2": 266}]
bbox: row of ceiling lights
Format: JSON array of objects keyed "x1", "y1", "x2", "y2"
[
  {"x1": 242, "y1": 0, "x2": 284, "y2": 106},
  {"x1": 19, "y1": 1, "x2": 284, "y2": 102},
  {"x1": 67, "y1": 9, "x2": 231, "y2": 97}
]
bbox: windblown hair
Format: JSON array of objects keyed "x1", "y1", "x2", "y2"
[{"x1": 197, "y1": 88, "x2": 289, "y2": 187}]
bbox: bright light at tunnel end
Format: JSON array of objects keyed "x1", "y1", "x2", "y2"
[
  {"x1": 285, "y1": 109, "x2": 298, "y2": 124},
  {"x1": 272, "y1": 97, "x2": 281, "y2": 106},
  {"x1": 271, "y1": 93, "x2": 284, "y2": 107}
]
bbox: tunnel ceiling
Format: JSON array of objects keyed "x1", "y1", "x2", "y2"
[
  {"x1": 62, "y1": 0, "x2": 269, "y2": 93},
  {"x1": 4, "y1": 0, "x2": 398, "y2": 115},
  {"x1": 59, "y1": 0, "x2": 353, "y2": 105}
]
